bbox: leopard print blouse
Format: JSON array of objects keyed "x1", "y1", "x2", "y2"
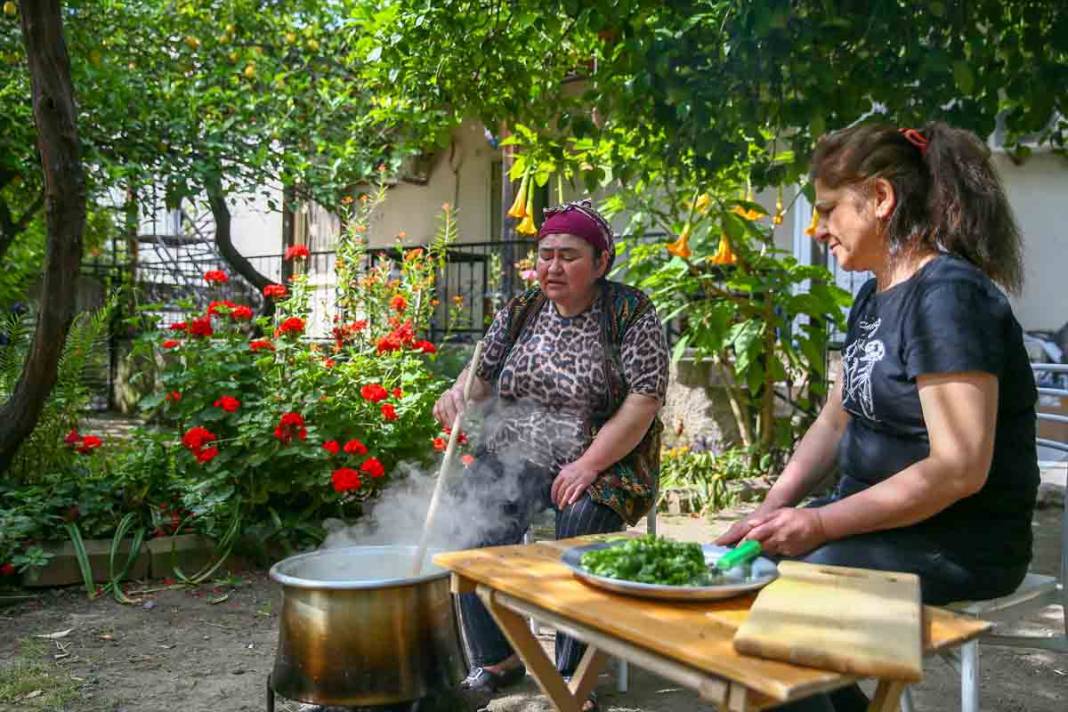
[{"x1": 475, "y1": 286, "x2": 669, "y2": 474}]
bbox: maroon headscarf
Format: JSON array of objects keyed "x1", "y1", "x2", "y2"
[{"x1": 538, "y1": 200, "x2": 616, "y2": 269}]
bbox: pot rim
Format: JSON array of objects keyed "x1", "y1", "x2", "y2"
[{"x1": 269, "y1": 544, "x2": 451, "y2": 590}]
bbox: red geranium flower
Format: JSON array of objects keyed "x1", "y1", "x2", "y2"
[
  {"x1": 360, "y1": 384, "x2": 389, "y2": 402},
  {"x1": 461, "y1": 454, "x2": 475, "y2": 467},
  {"x1": 443, "y1": 427, "x2": 468, "y2": 445},
  {"x1": 182, "y1": 426, "x2": 217, "y2": 452},
  {"x1": 0, "y1": 563, "x2": 15, "y2": 576},
  {"x1": 380, "y1": 403, "x2": 397, "y2": 421},
  {"x1": 285, "y1": 244, "x2": 310, "y2": 261},
  {"x1": 343, "y1": 438, "x2": 368, "y2": 455},
  {"x1": 432, "y1": 437, "x2": 446, "y2": 452},
  {"x1": 213, "y1": 395, "x2": 240, "y2": 413},
  {"x1": 263, "y1": 284, "x2": 287, "y2": 298},
  {"x1": 276, "y1": 316, "x2": 305, "y2": 337},
  {"x1": 274, "y1": 412, "x2": 307, "y2": 444},
  {"x1": 169, "y1": 321, "x2": 187, "y2": 331},
  {"x1": 194, "y1": 446, "x2": 219, "y2": 464},
  {"x1": 207, "y1": 299, "x2": 236, "y2": 316},
  {"x1": 392, "y1": 387, "x2": 403, "y2": 399},
  {"x1": 351, "y1": 319, "x2": 367, "y2": 332},
  {"x1": 322, "y1": 440, "x2": 340, "y2": 456},
  {"x1": 188, "y1": 315, "x2": 213, "y2": 338},
  {"x1": 323, "y1": 357, "x2": 335, "y2": 368},
  {"x1": 375, "y1": 334, "x2": 402, "y2": 353},
  {"x1": 331, "y1": 467, "x2": 361, "y2": 493},
  {"x1": 413, "y1": 340, "x2": 436, "y2": 354},
  {"x1": 64, "y1": 428, "x2": 81, "y2": 445},
  {"x1": 390, "y1": 294, "x2": 408, "y2": 313},
  {"x1": 360, "y1": 457, "x2": 386, "y2": 478},
  {"x1": 76, "y1": 435, "x2": 102, "y2": 454},
  {"x1": 230, "y1": 305, "x2": 254, "y2": 321},
  {"x1": 375, "y1": 319, "x2": 416, "y2": 354},
  {"x1": 162, "y1": 339, "x2": 181, "y2": 349},
  {"x1": 166, "y1": 390, "x2": 182, "y2": 402},
  {"x1": 249, "y1": 339, "x2": 275, "y2": 352},
  {"x1": 204, "y1": 270, "x2": 229, "y2": 284}
]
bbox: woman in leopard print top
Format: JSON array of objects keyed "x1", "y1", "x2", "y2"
[{"x1": 433, "y1": 201, "x2": 669, "y2": 707}]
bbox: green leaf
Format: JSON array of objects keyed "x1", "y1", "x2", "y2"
[{"x1": 952, "y1": 61, "x2": 975, "y2": 94}]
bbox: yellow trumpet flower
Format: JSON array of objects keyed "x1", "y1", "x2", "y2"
[
  {"x1": 516, "y1": 183, "x2": 537, "y2": 235},
  {"x1": 507, "y1": 170, "x2": 529, "y2": 219},
  {"x1": 772, "y1": 187, "x2": 784, "y2": 226},
  {"x1": 516, "y1": 213, "x2": 537, "y2": 236},
  {"x1": 693, "y1": 192, "x2": 711, "y2": 215},
  {"x1": 731, "y1": 204, "x2": 763, "y2": 221},
  {"x1": 804, "y1": 209, "x2": 819, "y2": 237},
  {"x1": 666, "y1": 224, "x2": 692, "y2": 259},
  {"x1": 710, "y1": 233, "x2": 738, "y2": 265}
]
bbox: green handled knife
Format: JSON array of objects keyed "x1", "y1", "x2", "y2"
[{"x1": 712, "y1": 539, "x2": 762, "y2": 572}]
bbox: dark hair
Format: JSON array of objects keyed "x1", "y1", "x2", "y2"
[{"x1": 810, "y1": 122, "x2": 1023, "y2": 293}]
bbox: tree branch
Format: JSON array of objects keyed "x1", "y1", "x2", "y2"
[{"x1": 203, "y1": 171, "x2": 275, "y2": 317}]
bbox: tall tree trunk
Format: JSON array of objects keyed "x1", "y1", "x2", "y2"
[
  {"x1": 204, "y1": 172, "x2": 274, "y2": 316},
  {"x1": 0, "y1": 0, "x2": 87, "y2": 475}
]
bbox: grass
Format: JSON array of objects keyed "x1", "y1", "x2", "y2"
[{"x1": 0, "y1": 638, "x2": 81, "y2": 708}]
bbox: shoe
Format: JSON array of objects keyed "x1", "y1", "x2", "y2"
[
  {"x1": 460, "y1": 664, "x2": 526, "y2": 692},
  {"x1": 562, "y1": 676, "x2": 598, "y2": 712}
]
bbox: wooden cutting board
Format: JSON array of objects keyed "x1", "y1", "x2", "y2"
[{"x1": 733, "y1": 560, "x2": 923, "y2": 682}]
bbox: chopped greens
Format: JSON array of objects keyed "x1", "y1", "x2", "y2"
[{"x1": 580, "y1": 535, "x2": 711, "y2": 586}]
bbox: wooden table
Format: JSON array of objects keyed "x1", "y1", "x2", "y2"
[{"x1": 434, "y1": 536, "x2": 990, "y2": 712}]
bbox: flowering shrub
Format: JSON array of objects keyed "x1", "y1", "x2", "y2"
[{"x1": 133, "y1": 201, "x2": 458, "y2": 541}]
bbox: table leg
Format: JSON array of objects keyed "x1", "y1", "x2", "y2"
[
  {"x1": 868, "y1": 680, "x2": 905, "y2": 712},
  {"x1": 477, "y1": 585, "x2": 592, "y2": 712}
]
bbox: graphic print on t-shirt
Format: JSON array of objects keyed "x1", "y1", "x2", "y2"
[{"x1": 842, "y1": 317, "x2": 885, "y2": 421}]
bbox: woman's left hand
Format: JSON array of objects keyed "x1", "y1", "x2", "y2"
[
  {"x1": 744, "y1": 508, "x2": 829, "y2": 557},
  {"x1": 551, "y1": 461, "x2": 600, "y2": 508}
]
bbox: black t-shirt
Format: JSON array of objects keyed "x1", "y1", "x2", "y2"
[{"x1": 837, "y1": 254, "x2": 1038, "y2": 568}]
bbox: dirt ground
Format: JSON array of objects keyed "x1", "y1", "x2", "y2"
[{"x1": 1, "y1": 507, "x2": 1064, "y2": 712}]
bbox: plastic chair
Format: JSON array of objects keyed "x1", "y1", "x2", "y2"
[{"x1": 903, "y1": 363, "x2": 1068, "y2": 712}]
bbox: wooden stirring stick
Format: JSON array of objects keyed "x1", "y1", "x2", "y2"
[{"x1": 411, "y1": 339, "x2": 484, "y2": 575}]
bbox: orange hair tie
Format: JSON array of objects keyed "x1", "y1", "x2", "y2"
[{"x1": 899, "y1": 128, "x2": 929, "y2": 156}]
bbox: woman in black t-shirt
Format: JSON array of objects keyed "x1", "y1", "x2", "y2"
[
  {"x1": 719, "y1": 123, "x2": 1037, "y2": 607},
  {"x1": 718, "y1": 122, "x2": 1038, "y2": 711}
]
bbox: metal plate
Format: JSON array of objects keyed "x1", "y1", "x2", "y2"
[{"x1": 561, "y1": 540, "x2": 778, "y2": 601}]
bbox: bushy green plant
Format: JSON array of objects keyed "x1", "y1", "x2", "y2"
[
  {"x1": 0, "y1": 296, "x2": 117, "y2": 483},
  {"x1": 618, "y1": 184, "x2": 851, "y2": 463},
  {"x1": 131, "y1": 203, "x2": 458, "y2": 547},
  {"x1": 658, "y1": 445, "x2": 773, "y2": 515}
]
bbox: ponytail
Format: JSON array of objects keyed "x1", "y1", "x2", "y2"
[
  {"x1": 810, "y1": 121, "x2": 1024, "y2": 294},
  {"x1": 921, "y1": 122, "x2": 1023, "y2": 294}
]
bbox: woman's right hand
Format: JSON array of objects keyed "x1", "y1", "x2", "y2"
[{"x1": 432, "y1": 386, "x2": 465, "y2": 428}]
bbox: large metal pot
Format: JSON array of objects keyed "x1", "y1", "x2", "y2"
[{"x1": 269, "y1": 545, "x2": 465, "y2": 707}]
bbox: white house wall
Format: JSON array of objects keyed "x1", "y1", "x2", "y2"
[{"x1": 995, "y1": 152, "x2": 1068, "y2": 332}]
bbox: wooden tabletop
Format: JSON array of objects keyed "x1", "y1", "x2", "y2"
[{"x1": 434, "y1": 536, "x2": 990, "y2": 704}]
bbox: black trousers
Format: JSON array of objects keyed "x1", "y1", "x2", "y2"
[{"x1": 452, "y1": 453, "x2": 624, "y2": 675}]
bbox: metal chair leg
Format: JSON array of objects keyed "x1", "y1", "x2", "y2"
[
  {"x1": 961, "y1": 640, "x2": 979, "y2": 712},
  {"x1": 616, "y1": 658, "x2": 629, "y2": 693},
  {"x1": 901, "y1": 685, "x2": 916, "y2": 712}
]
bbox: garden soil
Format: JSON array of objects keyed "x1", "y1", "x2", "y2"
[{"x1": 1, "y1": 507, "x2": 1064, "y2": 712}]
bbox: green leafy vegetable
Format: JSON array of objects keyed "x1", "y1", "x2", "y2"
[{"x1": 580, "y1": 535, "x2": 710, "y2": 586}]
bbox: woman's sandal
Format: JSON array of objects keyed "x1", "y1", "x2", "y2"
[{"x1": 460, "y1": 663, "x2": 527, "y2": 693}]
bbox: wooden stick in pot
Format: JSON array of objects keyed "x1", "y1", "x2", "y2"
[{"x1": 412, "y1": 340, "x2": 484, "y2": 575}]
